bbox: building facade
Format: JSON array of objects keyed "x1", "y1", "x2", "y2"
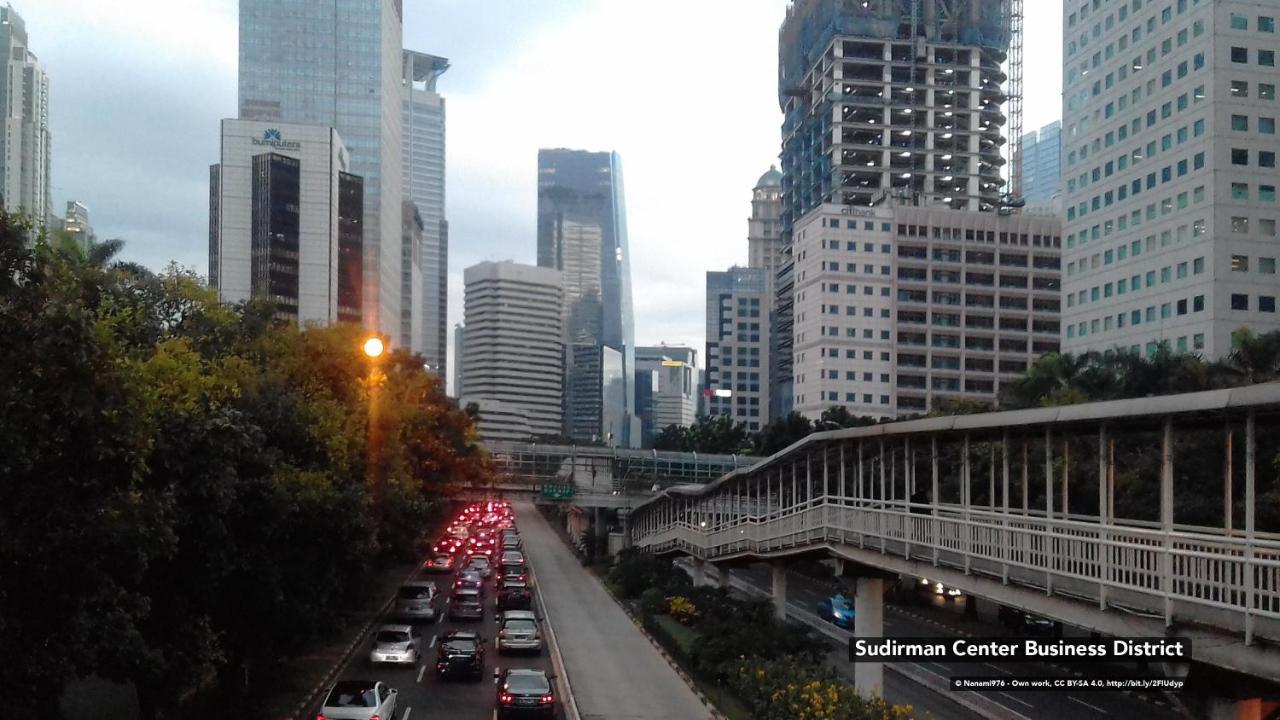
[
  {"x1": 0, "y1": 3, "x2": 50, "y2": 228},
  {"x1": 791, "y1": 202, "x2": 1061, "y2": 419},
  {"x1": 402, "y1": 50, "x2": 449, "y2": 371},
  {"x1": 238, "y1": 0, "x2": 403, "y2": 340},
  {"x1": 61, "y1": 201, "x2": 95, "y2": 251},
  {"x1": 706, "y1": 267, "x2": 771, "y2": 432},
  {"x1": 778, "y1": 0, "x2": 1014, "y2": 240},
  {"x1": 1061, "y1": 1, "x2": 1280, "y2": 359},
  {"x1": 635, "y1": 346, "x2": 698, "y2": 446},
  {"x1": 209, "y1": 119, "x2": 361, "y2": 324},
  {"x1": 1021, "y1": 121, "x2": 1062, "y2": 209},
  {"x1": 536, "y1": 148, "x2": 638, "y2": 447},
  {"x1": 460, "y1": 261, "x2": 564, "y2": 442},
  {"x1": 400, "y1": 201, "x2": 423, "y2": 353},
  {"x1": 749, "y1": 166, "x2": 786, "y2": 288}
]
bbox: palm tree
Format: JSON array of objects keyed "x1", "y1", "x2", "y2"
[{"x1": 1216, "y1": 329, "x2": 1280, "y2": 385}]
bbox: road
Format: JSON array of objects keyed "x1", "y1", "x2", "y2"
[
  {"x1": 515, "y1": 500, "x2": 714, "y2": 720},
  {"x1": 731, "y1": 564, "x2": 1180, "y2": 720}
]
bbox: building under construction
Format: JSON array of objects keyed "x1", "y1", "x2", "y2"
[{"x1": 778, "y1": 0, "x2": 1022, "y2": 235}]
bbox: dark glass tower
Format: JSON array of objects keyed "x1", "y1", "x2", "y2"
[
  {"x1": 251, "y1": 153, "x2": 302, "y2": 318},
  {"x1": 536, "y1": 149, "x2": 637, "y2": 447}
]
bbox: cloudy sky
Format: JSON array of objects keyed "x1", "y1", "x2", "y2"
[{"x1": 29, "y1": 0, "x2": 1062, "y2": 382}]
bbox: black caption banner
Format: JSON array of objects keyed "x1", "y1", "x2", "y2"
[{"x1": 847, "y1": 637, "x2": 1192, "y2": 663}]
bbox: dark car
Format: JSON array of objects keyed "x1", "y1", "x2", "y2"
[
  {"x1": 436, "y1": 630, "x2": 485, "y2": 680},
  {"x1": 495, "y1": 668, "x2": 556, "y2": 719},
  {"x1": 454, "y1": 569, "x2": 485, "y2": 595},
  {"x1": 815, "y1": 593, "x2": 855, "y2": 629},
  {"x1": 450, "y1": 587, "x2": 485, "y2": 621},
  {"x1": 496, "y1": 583, "x2": 533, "y2": 612},
  {"x1": 998, "y1": 606, "x2": 1062, "y2": 637},
  {"x1": 496, "y1": 564, "x2": 528, "y2": 590}
]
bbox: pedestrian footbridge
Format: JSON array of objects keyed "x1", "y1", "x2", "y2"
[{"x1": 628, "y1": 384, "x2": 1280, "y2": 686}]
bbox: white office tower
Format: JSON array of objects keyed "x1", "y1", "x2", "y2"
[
  {"x1": 1061, "y1": 2, "x2": 1280, "y2": 358},
  {"x1": 209, "y1": 119, "x2": 364, "y2": 324},
  {"x1": 402, "y1": 51, "x2": 449, "y2": 370},
  {"x1": 705, "y1": 267, "x2": 771, "y2": 432},
  {"x1": 790, "y1": 202, "x2": 1061, "y2": 419},
  {"x1": 634, "y1": 346, "x2": 698, "y2": 446},
  {"x1": 0, "y1": 4, "x2": 50, "y2": 228},
  {"x1": 239, "y1": 0, "x2": 403, "y2": 340},
  {"x1": 460, "y1": 261, "x2": 565, "y2": 442}
]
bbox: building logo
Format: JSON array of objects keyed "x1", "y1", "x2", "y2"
[{"x1": 252, "y1": 128, "x2": 302, "y2": 151}]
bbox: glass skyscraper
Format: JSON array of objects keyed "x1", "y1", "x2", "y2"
[
  {"x1": 238, "y1": 0, "x2": 404, "y2": 339},
  {"x1": 536, "y1": 149, "x2": 638, "y2": 447},
  {"x1": 402, "y1": 50, "x2": 449, "y2": 374},
  {"x1": 1020, "y1": 121, "x2": 1062, "y2": 208}
]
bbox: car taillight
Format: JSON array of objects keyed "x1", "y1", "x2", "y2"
[
  {"x1": 541, "y1": 694, "x2": 555, "y2": 704},
  {"x1": 316, "y1": 715, "x2": 326, "y2": 720},
  {"x1": 500, "y1": 693, "x2": 514, "y2": 705},
  {"x1": 370, "y1": 716, "x2": 380, "y2": 720}
]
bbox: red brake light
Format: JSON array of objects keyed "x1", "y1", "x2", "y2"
[
  {"x1": 541, "y1": 694, "x2": 555, "y2": 704},
  {"x1": 370, "y1": 716, "x2": 380, "y2": 720},
  {"x1": 500, "y1": 693, "x2": 515, "y2": 705},
  {"x1": 316, "y1": 715, "x2": 326, "y2": 720}
]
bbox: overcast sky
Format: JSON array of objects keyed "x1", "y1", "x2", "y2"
[{"x1": 28, "y1": 0, "x2": 1062, "y2": 381}]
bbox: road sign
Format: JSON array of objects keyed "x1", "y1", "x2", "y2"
[{"x1": 540, "y1": 484, "x2": 575, "y2": 500}]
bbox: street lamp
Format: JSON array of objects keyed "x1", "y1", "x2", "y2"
[{"x1": 363, "y1": 336, "x2": 385, "y2": 359}]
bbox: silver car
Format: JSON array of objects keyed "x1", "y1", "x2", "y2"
[
  {"x1": 368, "y1": 624, "x2": 422, "y2": 666},
  {"x1": 394, "y1": 581, "x2": 438, "y2": 621},
  {"x1": 318, "y1": 680, "x2": 397, "y2": 720},
  {"x1": 496, "y1": 610, "x2": 542, "y2": 654},
  {"x1": 467, "y1": 554, "x2": 493, "y2": 579},
  {"x1": 500, "y1": 550, "x2": 525, "y2": 566}
]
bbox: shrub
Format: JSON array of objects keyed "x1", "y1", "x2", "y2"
[
  {"x1": 666, "y1": 596, "x2": 701, "y2": 625},
  {"x1": 727, "y1": 657, "x2": 915, "y2": 720},
  {"x1": 639, "y1": 587, "x2": 666, "y2": 618}
]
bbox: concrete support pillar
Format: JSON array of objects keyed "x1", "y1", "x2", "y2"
[
  {"x1": 853, "y1": 577, "x2": 885, "y2": 695},
  {"x1": 689, "y1": 556, "x2": 708, "y2": 587},
  {"x1": 771, "y1": 560, "x2": 788, "y2": 621}
]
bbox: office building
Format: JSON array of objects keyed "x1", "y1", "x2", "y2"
[
  {"x1": 402, "y1": 50, "x2": 449, "y2": 371},
  {"x1": 460, "y1": 261, "x2": 564, "y2": 442},
  {"x1": 1061, "y1": 1, "x2": 1280, "y2": 359},
  {"x1": 778, "y1": 0, "x2": 1015, "y2": 240},
  {"x1": 537, "y1": 148, "x2": 638, "y2": 447},
  {"x1": 452, "y1": 323, "x2": 465, "y2": 398},
  {"x1": 706, "y1": 267, "x2": 771, "y2": 432},
  {"x1": 61, "y1": 201, "x2": 95, "y2": 251},
  {"x1": 209, "y1": 119, "x2": 362, "y2": 323},
  {"x1": 635, "y1": 346, "x2": 698, "y2": 446},
  {"x1": 238, "y1": 0, "x2": 403, "y2": 339},
  {"x1": 771, "y1": 250, "x2": 796, "y2": 421},
  {"x1": 749, "y1": 166, "x2": 786, "y2": 286},
  {"x1": 400, "y1": 201, "x2": 423, "y2": 353},
  {"x1": 791, "y1": 202, "x2": 1061, "y2": 419},
  {"x1": 0, "y1": 3, "x2": 50, "y2": 228},
  {"x1": 1021, "y1": 121, "x2": 1062, "y2": 209}
]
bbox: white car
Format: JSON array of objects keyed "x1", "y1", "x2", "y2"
[
  {"x1": 468, "y1": 554, "x2": 493, "y2": 578},
  {"x1": 317, "y1": 680, "x2": 397, "y2": 720},
  {"x1": 500, "y1": 550, "x2": 525, "y2": 566},
  {"x1": 395, "y1": 581, "x2": 438, "y2": 621},
  {"x1": 368, "y1": 624, "x2": 422, "y2": 666},
  {"x1": 496, "y1": 610, "x2": 543, "y2": 654}
]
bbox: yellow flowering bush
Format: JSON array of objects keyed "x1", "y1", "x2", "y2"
[
  {"x1": 666, "y1": 595, "x2": 702, "y2": 625},
  {"x1": 729, "y1": 657, "x2": 915, "y2": 720}
]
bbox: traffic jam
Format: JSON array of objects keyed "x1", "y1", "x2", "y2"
[{"x1": 316, "y1": 501, "x2": 561, "y2": 720}]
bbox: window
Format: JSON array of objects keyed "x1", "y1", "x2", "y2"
[
  {"x1": 1233, "y1": 114, "x2": 1250, "y2": 131},
  {"x1": 1262, "y1": 16, "x2": 1277, "y2": 33},
  {"x1": 1264, "y1": 186, "x2": 1278, "y2": 203},
  {"x1": 1232, "y1": 294, "x2": 1249, "y2": 311},
  {"x1": 1233, "y1": 148, "x2": 1250, "y2": 165},
  {"x1": 1263, "y1": 117, "x2": 1277, "y2": 134},
  {"x1": 1262, "y1": 50, "x2": 1276, "y2": 67},
  {"x1": 1263, "y1": 152, "x2": 1277, "y2": 168},
  {"x1": 1261, "y1": 258, "x2": 1277, "y2": 274},
  {"x1": 1193, "y1": 295, "x2": 1204, "y2": 312},
  {"x1": 1231, "y1": 47, "x2": 1249, "y2": 64},
  {"x1": 1232, "y1": 81, "x2": 1249, "y2": 97},
  {"x1": 1231, "y1": 13, "x2": 1249, "y2": 30},
  {"x1": 1193, "y1": 257, "x2": 1204, "y2": 274},
  {"x1": 1263, "y1": 84, "x2": 1277, "y2": 101},
  {"x1": 1232, "y1": 255, "x2": 1250, "y2": 272},
  {"x1": 1233, "y1": 183, "x2": 1250, "y2": 201},
  {"x1": 1263, "y1": 297, "x2": 1278, "y2": 313},
  {"x1": 1234, "y1": 216, "x2": 1250, "y2": 233}
]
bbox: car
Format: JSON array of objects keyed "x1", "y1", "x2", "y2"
[
  {"x1": 394, "y1": 581, "x2": 438, "y2": 622},
  {"x1": 468, "y1": 554, "x2": 494, "y2": 578},
  {"x1": 816, "y1": 593, "x2": 855, "y2": 629},
  {"x1": 450, "y1": 587, "x2": 485, "y2": 620},
  {"x1": 496, "y1": 611, "x2": 542, "y2": 654},
  {"x1": 496, "y1": 583, "x2": 533, "y2": 612},
  {"x1": 317, "y1": 679, "x2": 397, "y2": 720},
  {"x1": 998, "y1": 607, "x2": 1062, "y2": 637},
  {"x1": 424, "y1": 553, "x2": 456, "y2": 573},
  {"x1": 501, "y1": 536, "x2": 522, "y2": 552},
  {"x1": 496, "y1": 565, "x2": 528, "y2": 590},
  {"x1": 500, "y1": 550, "x2": 525, "y2": 566},
  {"x1": 495, "y1": 668, "x2": 556, "y2": 719},
  {"x1": 920, "y1": 577, "x2": 963, "y2": 601},
  {"x1": 447, "y1": 524, "x2": 470, "y2": 539},
  {"x1": 368, "y1": 624, "x2": 422, "y2": 666},
  {"x1": 454, "y1": 570, "x2": 485, "y2": 594},
  {"x1": 436, "y1": 630, "x2": 486, "y2": 680}
]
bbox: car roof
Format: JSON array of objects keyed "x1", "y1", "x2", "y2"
[
  {"x1": 444, "y1": 630, "x2": 480, "y2": 640},
  {"x1": 330, "y1": 679, "x2": 377, "y2": 693},
  {"x1": 376, "y1": 623, "x2": 413, "y2": 633},
  {"x1": 403, "y1": 580, "x2": 436, "y2": 588},
  {"x1": 506, "y1": 668, "x2": 548, "y2": 679},
  {"x1": 502, "y1": 610, "x2": 536, "y2": 621}
]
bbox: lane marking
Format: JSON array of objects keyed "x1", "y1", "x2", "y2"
[
  {"x1": 998, "y1": 692, "x2": 1035, "y2": 710},
  {"x1": 1069, "y1": 696, "x2": 1109, "y2": 714},
  {"x1": 402, "y1": 707, "x2": 412, "y2": 720},
  {"x1": 416, "y1": 664, "x2": 425, "y2": 683},
  {"x1": 429, "y1": 634, "x2": 437, "y2": 648},
  {"x1": 983, "y1": 662, "x2": 1014, "y2": 676}
]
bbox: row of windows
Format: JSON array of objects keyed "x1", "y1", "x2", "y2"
[
  {"x1": 1068, "y1": 257, "x2": 1204, "y2": 308},
  {"x1": 1068, "y1": 220, "x2": 1203, "y2": 276},
  {"x1": 1070, "y1": 294, "x2": 1206, "y2": 338},
  {"x1": 1067, "y1": 185, "x2": 1207, "y2": 245},
  {"x1": 1067, "y1": 105, "x2": 1205, "y2": 195}
]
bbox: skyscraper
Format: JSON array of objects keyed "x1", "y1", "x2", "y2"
[
  {"x1": 238, "y1": 0, "x2": 403, "y2": 340},
  {"x1": 1060, "y1": 1, "x2": 1280, "y2": 359},
  {"x1": 634, "y1": 346, "x2": 698, "y2": 446},
  {"x1": 0, "y1": 3, "x2": 51, "y2": 229},
  {"x1": 400, "y1": 201, "x2": 423, "y2": 353},
  {"x1": 747, "y1": 166, "x2": 784, "y2": 422},
  {"x1": 62, "y1": 201, "x2": 95, "y2": 251},
  {"x1": 1021, "y1": 121, "x2": 1062, "y2": 209},
  {"x1": 537, "y1": 149, "x2": 638, "y2": 447},
  {"x1": 402, "y1": 51, "x2": 449, "y2": 372},
  {"x1": 209, "y1": 120, "x2": 363, "y2": 324},
  {"x1": 460, "y1": 261, "x2": 564, "y2": 442},
  {"x1": 705, "y1": 267, "x2": 771, "y2": 433}
]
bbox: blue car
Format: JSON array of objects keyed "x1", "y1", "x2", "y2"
[{"x1": 816, "y1": 593, "x2": 855, "y2": 628}]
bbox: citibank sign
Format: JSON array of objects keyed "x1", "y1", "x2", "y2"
[{"x1": 251, "y1": 128, "x2": 301, "y2": 151}]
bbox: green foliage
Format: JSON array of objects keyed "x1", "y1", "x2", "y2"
[
  {"x1": 754, "y1": 412, "x2": 815, "y2": 456},
  {"x1": 0, "y1": 212, "x2": 487, "y2": 717},
  {"x1": 727, "y1": 657, "x2": 915, "y2": 720},
  {"x1": 639, "y1": 587, "x2": 667, "y2": 618},
  {"x1": 607, "y1": 547, "x2": 688, "y2": 598},
  {"x1": 653, "y1": 414, "x2": 751, "y2": 454}
]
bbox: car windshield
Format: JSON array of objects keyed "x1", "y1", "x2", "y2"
[
  {"x1": 505, "y1": 673, "x2": 550, "y2": 693},
  {"x1": 469, "y1": 557, "x2": 489, "y2": 566},
  {"x1": 831, "y1": 595, "x2": 852, "y2": 611},
  {"x1": 504, "y1": 620, "x2": 536, "y2": 633},
  {"x1": 398, "y1": 585, "x2": 433, "y2": 599},
  {"x1": 376, "y1": 630, "x2": 410, "y2": 643},
  {"x1": 444, "y1": 638, "x2": 477, "y2": 652},
  {"x1": 326, "y1": 682, "x2": 377, "y2": 707}
]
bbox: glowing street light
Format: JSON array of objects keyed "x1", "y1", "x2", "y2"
[{"x1": 363, "y1": 336, "x2": 385, "y2": 359}]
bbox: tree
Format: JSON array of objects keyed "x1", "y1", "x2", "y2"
[
  {"x1": 754, "y1": 412, "x2": 814, "y2": 456},
  {"x1": 655, "y1": 416, "x2": 750, "y2": 454},
  {"x1": 818, "y1": 405, "x2": 880, "y2": 429}
]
